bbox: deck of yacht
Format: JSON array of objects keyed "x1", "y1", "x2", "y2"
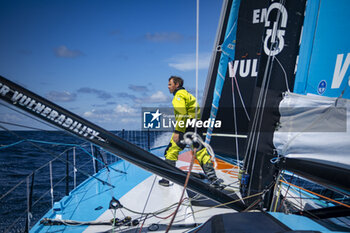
[{"x1": 30, "y1": 148, "x2": 241, "y2": 232}]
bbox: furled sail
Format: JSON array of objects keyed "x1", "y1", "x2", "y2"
[{"x1": 274, "y1": 92, "x2": 350, "y2": 193}]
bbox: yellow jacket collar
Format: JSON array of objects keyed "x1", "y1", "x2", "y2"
[{"x1": 173, "y1": 87, "x2": 185, "y2": 96}]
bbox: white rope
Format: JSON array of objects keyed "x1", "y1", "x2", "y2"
[
  {"x1": 232, "y1": 75, "x2": 250, "y2": 121},
  {"x1": 231, "y1": 77, "x2": 240, "y2": 167},
  {"x1": 275, "y1": 56, "x2": 290, "y2": 92},
  {"x1": 182, "y1": 131, "x2": 217, "y2": 168}
]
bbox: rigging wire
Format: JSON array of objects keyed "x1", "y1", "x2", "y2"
[
  {"x1": 279, "y1": 180, "x2": 350, "y2": 209},
  {"x1": 0, "y1": 101, "x2": 64, "y2": 132},
  {"x1": 245, "y1": 0, "x2": 287, "y2": 196},
  {"x1": 0, "y1": 120, "x2": 53, "y2": 132},
  {"x1": 275, "y1": 56, "x2": 290, "y2": 92},
  {"x1": 231, "y1": 76, "x2": 240, "y2": 167},
  {"x1": 137, "y1": 175, "x2": 157, "y2": 233},
  {"x1": 0, "y1": 124, "x2": 115, "y2": 188},
  {"x1": 232, "y1": 75, "x2": 251, "y2": 121}
]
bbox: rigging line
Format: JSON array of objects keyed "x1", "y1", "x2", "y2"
[
  {"x1": 231, "y1": 77, "x2": 240, "y2": 167},
  {"x1": 243, "y1": 198, "x2": 261, "y2": 212},
  {"x1": 243, "y1": 38, "x2": 270, "y2": 168},
  {"x1": 233, "y1": 75, "x2": 251, "y2": 121},
  {"x1": 0, "y1": 139, "x2": 25, "y2": 150},
  {"x1": 279, "y1": 175, "x2": 323, "y2": 203},
  {"x1": 0, "y1": 101, "x2": 64, "y2": 132},
  {"x1": 245, "y1": 0, "x2": 287, "y2": 166},
  {"x1": 336, "y1": 76, "x2": 350, "y2": 103},
  {"x1": 189, "y1": 189, "x2": 266, "y2": 216},
  {"x1": 248, "y1": 55, "x2": 276, "y2": 195},
  {"x1": 0, "y1": 178, "x2": 26, "y2": 202},
  {"x1": 279, "y1": 189, "x2": 321, "y2": 220},
  {"x1": 269, "y1": 170, "x2": 282, "y2": 212},
  {"x1": 27, "y1": 139, "x2": 107, "y2": 168},
  {"x1": 165, "y1": 148, "x2": 196, "y2": 233},
  {"x1": 138, "y1": 175, "x2": 157, "y2": 233},
  {"x1": 277, "y1": 172, "x2": 293, "y2": 212},
  {"x1": 275, "y1": 56, "x2": 290, "y2": 92},
  {"x1": 280, "y1": 180, "x2": 350, "y2": 209},
  {"x1": 0, "y1": 120, "x2": 52, "y2": 132},
  {"x1": 246, "y1": 0, "x2": 286, "y2": 193},
  {"x1": 4, "y1": 210, "x2": 27, "y2": 233},
  {"x1": 335, "y1": 216, "x2": 350, "y2": 228},
  {"x1": 123, "y1": 200, "x2": 181, "y2": 217},
  {"x1": 0, "y1": 142, "x2": 71, "y2": 202},
  {"x1": 273, "y1": 178, "x2": 282, "y2": 212},
  {"x1": 1, "y1": 136, "x2": 109, "y2": 171},
  {"x1": 243, "y1": 52, "x2": 269, "y2": 170},
  {"x1": 0, "y1": 124, "x2": 115, "y2": 188},
  {"x1": 33, "y1": 173, "x2": 68, "y2": 207},
  {"x1": 0, "y1": 99, "x2": 105, "y2": 146}
]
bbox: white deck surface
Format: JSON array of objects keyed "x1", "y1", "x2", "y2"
[{"x1": 85, "y1": 172, "x2": 238, "y2": 232}]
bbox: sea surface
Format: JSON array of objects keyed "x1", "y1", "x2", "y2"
[{"x1": 0, "y1": 130, "x2": 168, "y2": 233}]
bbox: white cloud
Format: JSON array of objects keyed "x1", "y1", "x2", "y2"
[
  {"x1": 168, "y1": 52, "x2": 211, "y2": 71},
  {"x1": 135, "y1": 91, "x2": 170, "y2": 104},
  {"x1": 54, "y1": 45, "x2": 84, "y2": 58},
  {"x1": 83, "y1": 104, "x2": 139, "y2": 123},
  {"x1": 114, "y1": 104, "x2": 138, "y2": 115},
  {"x1": 148, "y1": 91, "x2": 169, "y2": 103},
  {"x1": 46, "y1": 91, "x2": 77, "y2": 102}
]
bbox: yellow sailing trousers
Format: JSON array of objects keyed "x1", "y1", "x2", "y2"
[{"x1": 164, "y1": 134, "x2": 212, "y2": 165}]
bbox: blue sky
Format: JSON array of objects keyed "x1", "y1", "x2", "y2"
[{"x1": 0, "y1": 0, "x2": 223, "y2": 130}]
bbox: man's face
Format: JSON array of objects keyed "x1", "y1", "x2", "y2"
[{"x1": 168, "y1": 79, "x2": 179, "y2": 94}]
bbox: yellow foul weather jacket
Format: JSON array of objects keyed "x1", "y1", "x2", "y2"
[{"x1": 172, "y1": 87, "x2": 200, "y2": 133}]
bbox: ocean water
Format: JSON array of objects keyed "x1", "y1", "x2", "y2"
[{"x1": 0, "y1": 130, "x2": 167, "y2": 233}]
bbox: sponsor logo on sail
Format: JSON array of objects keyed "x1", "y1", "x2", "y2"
[
  {"x1": 262, "y1": 3, "x2": 288, "y2": 56},
  {"x1": 317, "y1": 80, "x2": 327, "y2": 95}
]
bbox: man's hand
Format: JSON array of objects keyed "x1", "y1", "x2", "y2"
[{"x1": 172, "y1": 133, "x2": 180, "y2": 143}]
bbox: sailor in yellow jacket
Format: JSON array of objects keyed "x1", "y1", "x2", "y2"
[{"x1": 159, "y1": 76, "x2": 223, "y2": 188}]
